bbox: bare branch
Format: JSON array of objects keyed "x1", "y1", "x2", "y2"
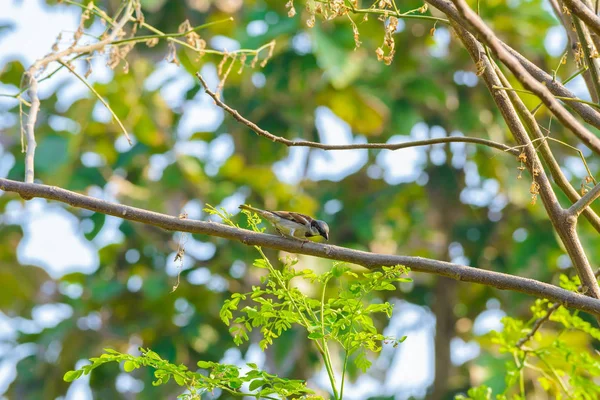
[
  {"x1": 568, "y1": 182, "x2": 600, "y2": 216},
  {"x1": 23, "y1": 1, "x2": 134, "y2": 183},
  {"x1": 195, "y1": 74, "x2": 518, "y2": 154},
  {"x1": 450, "y1": 0, "x2": 600, "y2": 155},
  {"x1": 1, "y1": 177, "x2": 600, "y2": 316},
  {"x1": 571, "y1": 12, "x2": 600, "y2": 102},
  {"x1": 493, "y1": 64, "x2": 600, "y2": 233},
  {"x1": 448, "y1": 19, "x2": 600, "y2": 302},
  {"x1": 563, "y1": 0, "x2": 600, "y2": 38},
  {"x1": 24, "y1": 74, "x2": 39, "y2": 187},
  {"x1": 423, "y1": 0, "x2": 600, "y2": 131}
]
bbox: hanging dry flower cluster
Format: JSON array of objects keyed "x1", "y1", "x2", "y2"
[
  {"x1": 516, "y1": 151, "x2": 542, "y2": 205},
  {"x1": 581, "y1": 176, "x2": 594, "y2": 195},
  {"x1": 376, "y1": 16, "x2": 398, "y2": 65},
  {"x1": 289, "y1": 0, "x2": 433, "y2": 66}
]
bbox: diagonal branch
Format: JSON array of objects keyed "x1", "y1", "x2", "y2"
[
  {"x1": 447, "y1": 18, "x2": 600, "y2": 303},
  {"x1": 423, "y1": 0, "x2": 600, "y2": 131},
  {"x1": 450, "y1": 0, "x2": 600, "y2": 155},
  {"x1": 195, "y1": 74, "x2": 518, "y2": 154},
  {"x1": 568, "y1": 182, "x2": 600, "y2": 216},
  {"x1": 492, "y1": 65, "x2": 600, "y2": 233},
  {"x1": 563, "y1": 0, "x2": 600, "y2": 38},
  {"x1": 2, "y1": 177, "x2": 600, "y2": 316}
]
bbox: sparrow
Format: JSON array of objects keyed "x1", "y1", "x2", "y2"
[{"x1": 239, "y1": 205, "x2": 329, "y2": 241}]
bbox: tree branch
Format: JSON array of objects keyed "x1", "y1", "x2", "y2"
[
  {"x1": 568, "y1": 182, "x2": 600, "y2": 216},
  {"x1": 450, "y1": 0, "x2": 600, "y2": 155},
  {"x1": 195, "y1": 73, "x2": 518, "y2": 154},
  {"x1": 423, "y1": 0, "x2": 600, "y2": 131},
  {"x1": 516, "y1": 269, "x2": 600, "y2": 348},
  {"x1": 493, "y1": 64, "x2": 600, "y2": 233},
  {"x1": 1, "y1": 177, "x2": 600, "y2": 316},
  {"x1": 448, "y1": 18, "x2": 600, "y2": 302},
  {"x1": 23, "y1": 1, "x2": 134, "y2": 183},
  {"x1": 563, "y1": 0, "x2": 600, "y2": 38}
]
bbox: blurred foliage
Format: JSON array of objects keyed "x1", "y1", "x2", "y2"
[{"x1": 0, "y1": 0, "x2": 599, "y2": 398}]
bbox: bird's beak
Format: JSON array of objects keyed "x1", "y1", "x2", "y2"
[{"x1": 322, "y1": 232, "x2": 329, "y2": 241}]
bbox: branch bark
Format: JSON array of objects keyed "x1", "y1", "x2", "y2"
[
  {"x1": 424, "y1": 0, "x2": 600, "y2": 131},
  {"x1": 447, "y1": 17, "x2": 600, "y2": 302},
  {"x1": 563, "y1": 0, "x2": 600, "y2": 38},
  {"x1": 568, "y1": 182, "x2": 600, "y2": 216},
  {"x1": 450, "y1": 0, "x2": 600, "y2": 155},
  {"x1": 1, "y1": 178, "x2": 600, "y2": 316},
  {"x1": 196, "y1": 73, "x2": 518, "y2": 154}
]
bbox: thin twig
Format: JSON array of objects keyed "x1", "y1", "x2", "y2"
[
  {"x1": 516, "y1": 269, "x2": 600, "y2": 348},
  {"x1": 568, "y1": 182, "x2": 600, "y2": 217},
  {"x1": 195, "y1": 74, "x2": 518, "y2": 154},
  {"x1": 451, "y1": 0, "x2": 600, "y2": 155},
  {"x1": 571, "y1": 12, "x2": 600, "y2": 103},
  {"x1": 58, "y1": 60, "x2": 131, "y2": 145},
  {"x1": 23, "y1": 1, "x2": 134, "y2": 183},
  {"x1": 2, "y1": 177, "x2": 600, "y2": 316},
  {"x1": 492, "y1": 85, "x2": 600, "y2": 110}
]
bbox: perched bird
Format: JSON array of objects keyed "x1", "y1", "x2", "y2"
[{"x1": 239, "y1": 205, "x2": 329, "y2": 241}]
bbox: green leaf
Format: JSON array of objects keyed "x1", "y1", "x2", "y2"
[
  {"x1": 173, "y1": 373, "x2": 186, "y2": 386},
  {"x1": 312, "y1": 27, "x2": 363, "y2": 89},
  {"x1": 63, "y1": 369, "x2": 83, "y2": 382},
  {"x1": 123, "y1": 360, "x2": 137, "y2": 372},
  {"x1": 249, "y1": 379, "x2": 266, "y2": 391},
  {"x1": 197, "y1": 361, "x2": 212, "y2": 369},
  {"x1": 308, "y1": 331, "x2": 325, "y2": 340}
]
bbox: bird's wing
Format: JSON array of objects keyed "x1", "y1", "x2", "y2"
[{"x1": 271, "y1": 211, "x2": 312, "y2": 226}]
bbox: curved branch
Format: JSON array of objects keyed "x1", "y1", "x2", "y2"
[
  {"x1": 195, "y1": 74, "x2": 518, "y2": 155},
  {"x1": 1, "y1": 178, "x2": 600, "y2": 316}
]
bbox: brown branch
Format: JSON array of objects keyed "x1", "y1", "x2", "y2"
[
  {"x1": 424, "y1": 0, "x2": 600, "y2": 131},
  {"x1": 2, "y1": 177, "x2": 600, "y2": 316},
  {"x1": 563, "y1": 0, "x2": 600, "y2": 38},
  {"x1": 450, "y1": 0, "x2": 600, "y2": 155},
  {"x1": 568, "y1": 182, "x2": 600, "y2": 216},
  {"x1": 516, "y1": 269, "x2": 600, "y2": 348},
  {"x1": 550, "y1": 0, "x2": 600, "y2": 103},
  {"x1": 493, "y1": 63, "x2": 600, "y2": 233},
  {"x1": 23, "y1": 2, "x2": 134, "y2": 183},
  {"x1": 571, "y1": 7, "x2": 600, "y2": 102},
  {"x1": 448, "y1": 19, "x2": 600, "y2": 304},
  {"x1": 195, "y1": 73, "x2": 518, "y2": 155}
]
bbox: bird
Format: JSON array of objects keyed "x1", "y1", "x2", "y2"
[{"x1": 239, "y1": 205, "x2": 329, "y2": 241}]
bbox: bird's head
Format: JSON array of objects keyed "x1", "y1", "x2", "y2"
[{"x1": 313, "y1": 220, "x2": 329, "y2": 240}]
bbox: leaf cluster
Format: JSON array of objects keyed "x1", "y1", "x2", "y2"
[
  {"x1": 457, "y1": 274, "x2": 600, "y2": 400},
  {"x1": 64, "y1": 347, "x2": 315, "y2": 400}
]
